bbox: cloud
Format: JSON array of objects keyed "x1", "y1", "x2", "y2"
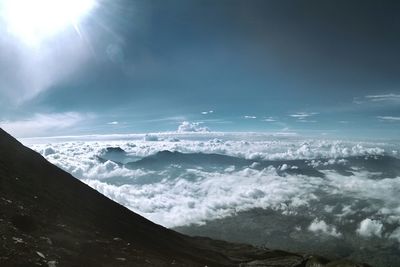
[
  {"x1": 107, "y1": 121, "x2": 119, "y2": 125},
  {"x1": 82, "y1": 166, "x2": 321, "y2": 227},
  {"x1": 356, "y1": 218, "x2": 383, "y2": 237},
  {"x1": 145, "y1": 116, "x2": 187, "y2": 123},
  {"x1": 377, "y1": 116, "x2": 400, "y2": 122},
  {"x1": 0, "y1": 112, "x2": 89, "y2": 138},
  {"x1": 365, "y1": 94, "x2": 400, "y2": 102},
  {"x1": 26, "y1": 133, "x2": 388, "y2": 160},
  {"x1": 297, "y1": 120, "x2": 317, "y2": 123},
  {"x1": 308, "y1": 219, "x2": 341, "y2": 237},
  {"x1": 26, "y1": 136, "x2": 400, "y2": 233},
  {"x1": 177, "y1": 121, "x2": 210, "y2": 133},
  {"x1": 143, "y1": 134, "x2": 159, "y2": 141},
  {"x1": 201, "y1": 110, "x2": 214, "y2": 115},
  {"x1": 243, "y1": 115, "x2": 257, "y2": 119},
  {"x1": 262, "y1": 117, "x2": 276, "y2": 122},
  {"x1": 354, "y1": 93, "x2": 400, "y2": 105},
  {"x1": 389, "y1": 227, "x2": 400, "y2": 242},
  {"x1": 197, "y1": 118, "x2": 232, "y2": 124},
  {"x1": 289, "y1": 112, "x2": 318, "y2": 120}
]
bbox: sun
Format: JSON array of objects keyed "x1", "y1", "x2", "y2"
[{"x1": 0, "y1": 0, "x2": 96, "y2": 46}]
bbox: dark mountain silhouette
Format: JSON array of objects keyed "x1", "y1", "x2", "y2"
[{"x1": 0, "y1": 129, "x2": 369, "y2": 266}]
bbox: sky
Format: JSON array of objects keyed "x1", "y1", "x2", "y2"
[{"x1": 0, "y1": 0, "x2": 399, "y2": 138}]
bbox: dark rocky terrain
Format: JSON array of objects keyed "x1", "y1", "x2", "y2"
[{"x1": 0, "y1": 128, "x2": 370, "y2": 267}]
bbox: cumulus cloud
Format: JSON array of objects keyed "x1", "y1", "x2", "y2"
[
  {"x1": 83, "y1": 166, "x2": 321, "y2": 227},
  {"x1": 27, "y1": 134, "x2": 390, "y2": 160},
  {"x1": 356, "y1": 218, "x2": 383, "y2": 237},
  {"x1": 308, "y1": 219, "x2": 341, "y2": 237},
  {"x1": 177, "y1": 121, "x2": 210, "y2": 133},
  {"x1": 0, "y1": 112, "x2": 90, "y2": 138},
  {"x1": 26, "y1": 135, "x2": 400, "y2": 232}
]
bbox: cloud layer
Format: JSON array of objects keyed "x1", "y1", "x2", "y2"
[{"x1": 26, "y1": 134, "x2": 400, "y2": 242}]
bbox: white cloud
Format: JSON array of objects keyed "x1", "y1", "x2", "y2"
[
  {"x1": 143, "y1": 134, "x2": 159, "y2": 141},
  {"x1": 145, "y1": 116, "x2": 187, "y2": 123},
  {"x1": 25, "y1": 134, "x2": 389, "y2": 160},
  {"x1": 354, "y1": 93, "x2": 400, "y2": 105},
  {"x1": 0, "y1": 112, "x2": 89, "y2": 138},
  {"x1": 308, "y1": 219, "x2": 341, "y2": 237},
  {"x1": 262, "y1": 117, "x2": 276, "y2": 122},
  {"x1": 356, "y1": 218, "x2": 383, "y2": 237},
  {"x1": 25, "y1": 135, "x2": 400, "y2": 231},
  {"x1": 297, "y1": 120, "x2": 317, "y2": 123},
  {"x1": 83, "y1": 166, "x2": 321, "y2": 227},
  {"x1": 201, "y1": 110, "x2": 214, "y2": 115},
  {"x1": 177, "y1": 121, "x2": 210, "y2": 133},
  {"x1": 243, "y1": 115, "x2": 257, "y2": 119},
  {"x1": 107, "y1": 121, "x2": 119, "y2": 125},
  {"x1": 377, "y1": 116, "x2": 400, "y2": 122},
  {"x1": 289, "y1": 112, "x2": 318, "y2": 120},
  {"x1": 365, "y1": 94, "x2": 400, "y2": 102}
]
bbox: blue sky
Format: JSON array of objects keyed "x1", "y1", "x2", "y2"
[{"x1": 0, "y1": 0, "x2": 399, "y2": 138}]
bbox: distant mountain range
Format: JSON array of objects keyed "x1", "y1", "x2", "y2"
[{"x1": 100, "y1": 148, "x2": 400, "y2": 179}]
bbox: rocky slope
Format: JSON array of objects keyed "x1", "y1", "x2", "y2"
[{"x1": 0, "y1": 128, "x2": 369, "y2": 267}]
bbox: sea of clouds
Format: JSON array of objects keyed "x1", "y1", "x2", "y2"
[{"x1": 24, "y1": 132, "x2": 400, "y2": 247}]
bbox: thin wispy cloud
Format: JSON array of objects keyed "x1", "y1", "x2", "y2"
[
  {"x1": 289, "y1": 112, "x2": 318, "y2": 120},
  {"x1": 366, "y1": 94, "x2": 400, "y2": 102},
  {"x1": 144, "y1": 116, "x2": 187, "y2": 123},
  {"x1": 297, "y1": 120, "x2": 317, "y2": 123},
  {"x1": 243, "y1": 115, "x2": 257, "y2": 119},
  {"x1": 377, "y1": 116, "x2": 400, "y2": 122},
  {"x1": 354, "y1": 93, "x2": 400, "y2": 104},
  {"x1": 262, "y1": 117, "x2": 276, "y2": 122},
  {"x1": 198, "y1": 118, "x2": 232, "y2": 124},
  {"x1": 107, "y1": 121, "x2": 119, "y2": 125},
  {"x1": 0, "y1": 112, "x2": 90, "y2": 138},
  {"x1": 201, "y1": 110, "x2": 214, "y2": 115}
]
